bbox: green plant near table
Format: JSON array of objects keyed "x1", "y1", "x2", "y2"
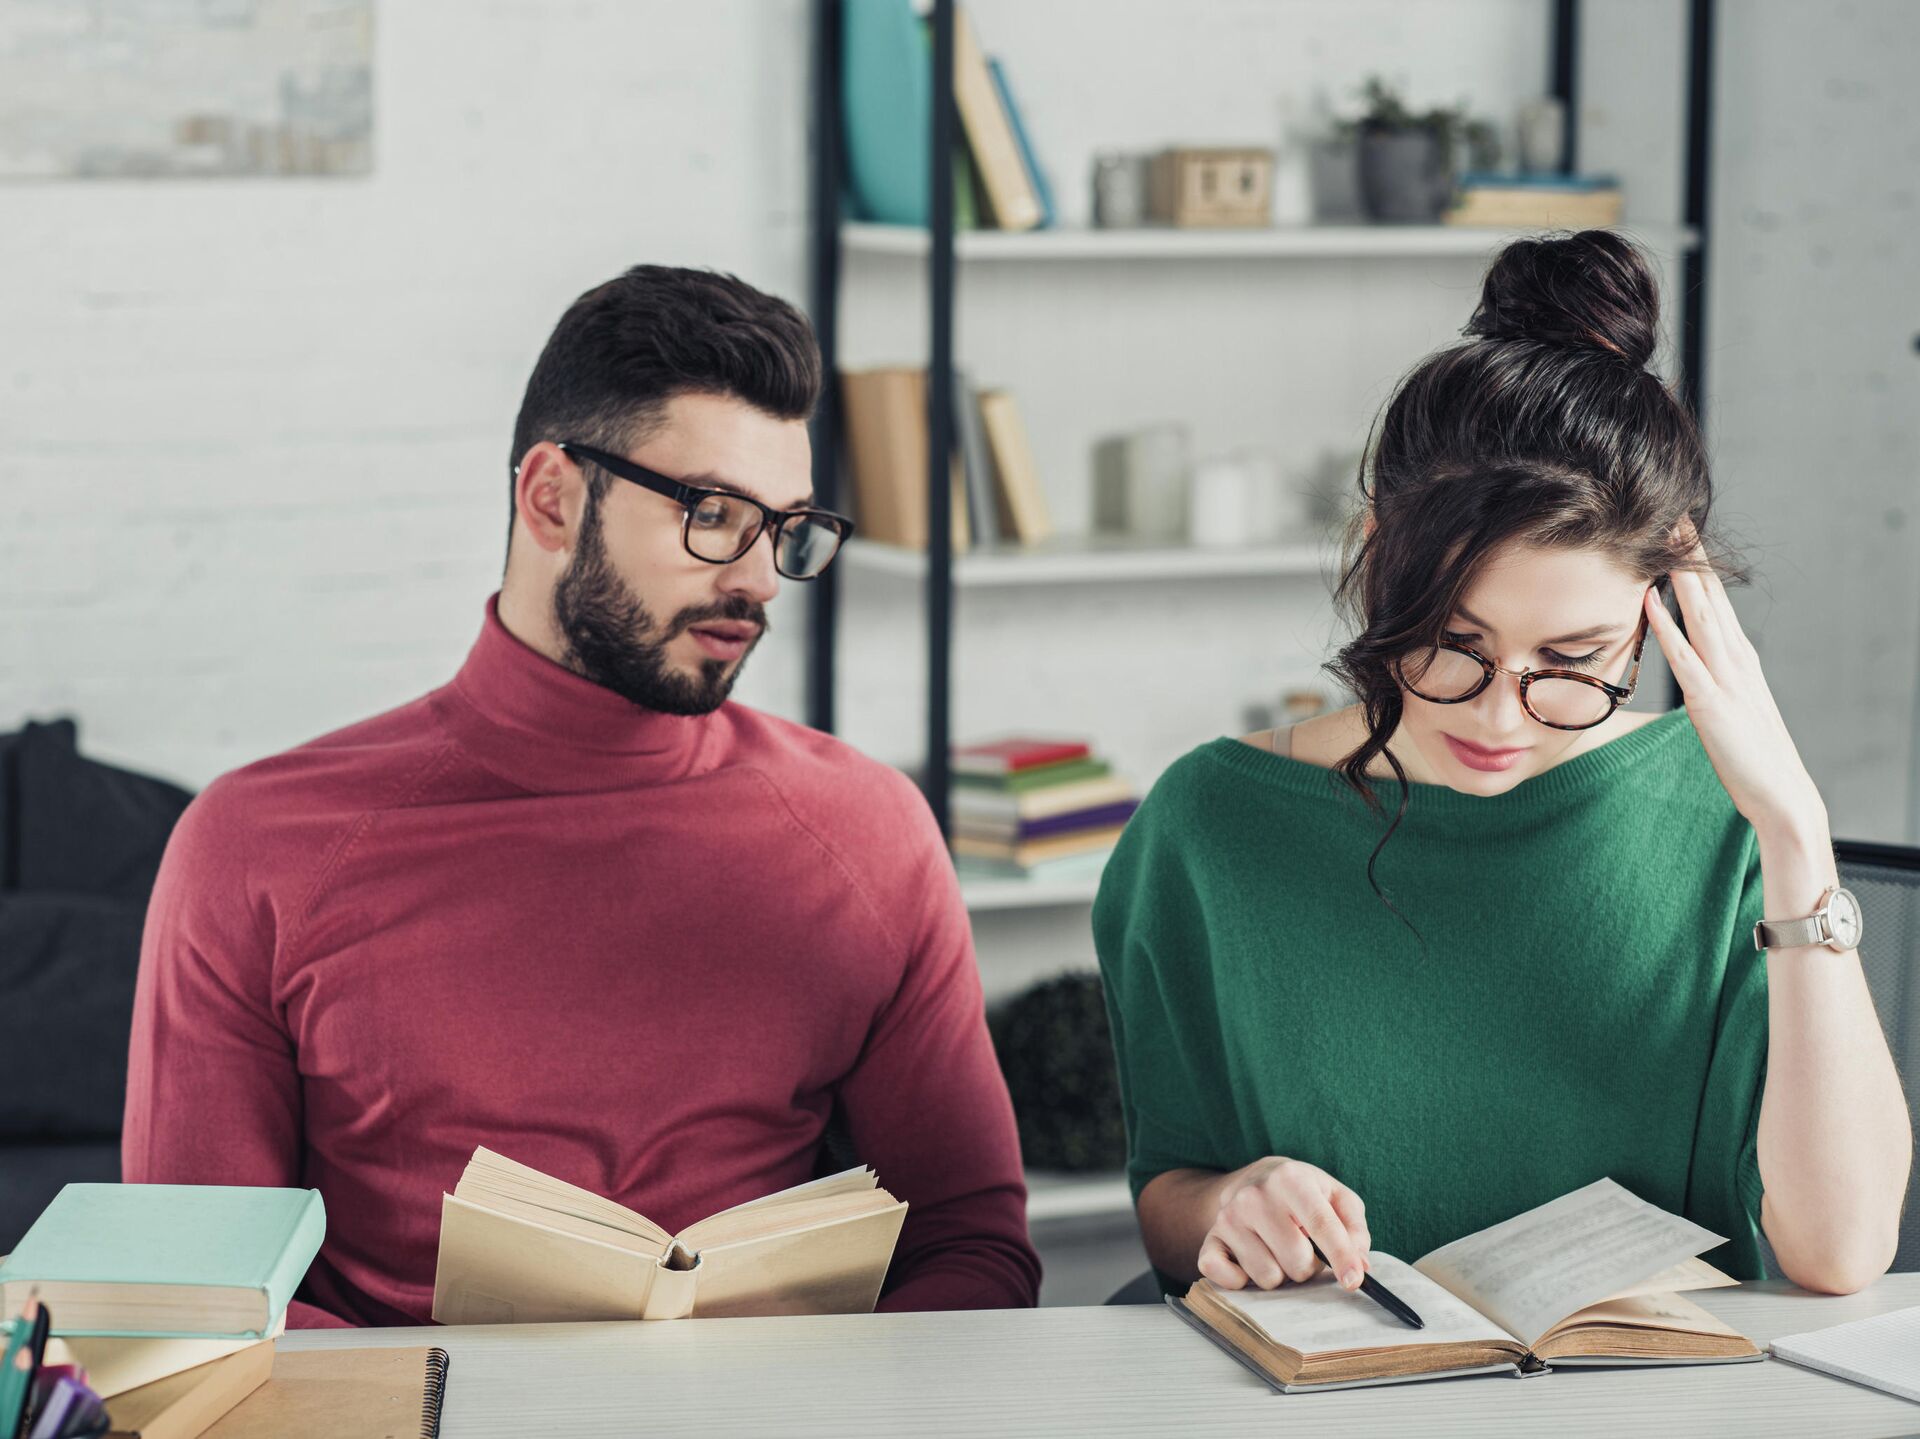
[{"x1": 988, "y1": 972, "x2": 1128, "y2": 1173}]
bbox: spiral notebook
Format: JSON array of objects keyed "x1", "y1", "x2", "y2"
[{"x1": 201, "y1": 1346, "x2": 448, "y2": 1438}]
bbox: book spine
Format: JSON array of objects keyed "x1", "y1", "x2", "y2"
[
  {"x1": 261, "y1": 1191, "x2": 327, "y2": 1336},
  {"x1": 951, "y1": 6, "x2": 1042, "y2": 230},
  {"x1": 987, "y1": 58, "x2": 1054, "y2": 227}
]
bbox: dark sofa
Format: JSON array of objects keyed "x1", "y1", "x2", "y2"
[{"x1": 0, "y1": 719, "x2": 191, "y2": 1250}]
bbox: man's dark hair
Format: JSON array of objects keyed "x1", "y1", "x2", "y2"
[{"x1": 508, "y1": 264, "x2": 822, "y2": 527}]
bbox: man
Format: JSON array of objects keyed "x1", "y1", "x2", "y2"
[{"x1": 123, "y1": 265, "x2": 1041, "y2": 1325}]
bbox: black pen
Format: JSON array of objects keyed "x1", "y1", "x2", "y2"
[{"x1": 1308, "y1": 1239, "x2": 1424, "y2": 1330}]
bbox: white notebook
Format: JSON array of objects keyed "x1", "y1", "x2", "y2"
[{"x1": 1770, "y1": 1306, "x2": 1920, "y2": 1404}]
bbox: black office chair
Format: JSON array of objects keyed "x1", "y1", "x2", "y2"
[
  {"x1": 1105, "y1": 837, "x2": 1920, "y2": 1302},
  {"x1": 1836, "y1": 839, "x2": 1920, "y2": 1273}
]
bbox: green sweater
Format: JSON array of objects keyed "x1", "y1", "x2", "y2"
[{"x1": 1092, "y1": 708, "x2": 1770, "y2": 1282}]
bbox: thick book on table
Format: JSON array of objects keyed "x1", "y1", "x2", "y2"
[
  {"x1": 431, "y1": 1148, "x2": 908, "y2": 1325},
  {"x1": 0, "y1": 1185, "x2": 324, "y2": 1340},
  {"x1": 104, "y1": 1340, "x2": 274, "y2": 1439},
  {"x1": 49, "y1": 1316, "x2": 288, "y2": 1400},
  {"x1": 1171, "y1": 1178, "x2": 1761, "y2": 1393}
]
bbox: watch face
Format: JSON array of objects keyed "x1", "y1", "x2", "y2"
[{"x1": 1828, "y1": 888, "x2": 1864, "y2": 950}]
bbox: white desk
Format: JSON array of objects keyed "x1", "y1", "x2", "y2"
[{"x1": 281, "y1": 1274, "x2": 1920, "y2": 1437}]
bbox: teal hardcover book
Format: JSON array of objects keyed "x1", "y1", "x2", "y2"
[{"x1": 0, "y1": 1184, "x2": 325, "y2": 1340}]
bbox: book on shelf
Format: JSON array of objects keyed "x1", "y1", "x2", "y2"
[
  {"x1": 0, "y1": 1185, "x2": 324, "y2": 1341},
  {"x1": 951, "y1": 5, "x2": 1043, "y2": 231},
  {"x1": 975, "y1": 390, "x2": 1054, "y2": 544},
  {"x1": 951, "y1": 773, "x2": 1136, "y2": 822},
  {"x1": 431, "y1": 1147, "x2": 907, "y2": 1325},
  {"x1": 952, "y1": 825, "x2": 1127, "y2": 869},
  {"x1": 952, "y1": 737, "x2": 1091, "y2": 776},
  {"x1": 986, "y1": 56, "x2": 1054, "y2": 227},
  {"x1": 1171, "y1": 1178, "x2": 1760, "y2": 1394},
  {"x1": 952, "y1": 799, "x2": 1140, "y2": 844},
  {"x1": 1445, "y1": 172, "x2": 1624, "y2": 229},
  {"x1": 103, "y1": 1340, "x2": 274, "y2": 1439},
  {"x1": 952, "y1": 366, "x2": 999, "y2": 544},
  {"x1": 841, "y1": 0, "x2": 1047, "y2": 233},
  {"x1": 838, "y1": 366, "x2": 971, "y2": 552},
  {"x1": 955, "y1": 847, "x2": 1112, "y2": 887},
  {"x1": 952, "y1": 755, "x2": 1112, "y2": 792}
]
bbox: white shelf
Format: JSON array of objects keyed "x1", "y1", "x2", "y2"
[
  {"x1": 1025, "y1": 1169, "x2": 1134, "y2": 1223},
  {"x1": 843, "y1": 221, "x2": 1700, "y2": 262},
  {"x1": 960, "y1": 874, "x2": 1104, "y2": 911},
  {"x1": 841, "y1": 536, "x2": 1330, "y2": 587}
]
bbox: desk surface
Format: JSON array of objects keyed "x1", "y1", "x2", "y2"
[{"x1": 281, "y1": 1274, "x2": 1920, "y2": 1437}]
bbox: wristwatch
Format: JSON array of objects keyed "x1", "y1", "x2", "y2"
[{"x1": 1752, "y1": 885, "x2": 1863, "y2": 953}]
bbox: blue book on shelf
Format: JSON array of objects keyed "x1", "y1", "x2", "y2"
[
  {"x1": 0, "y1": 1184, "x2": 325, "y2": 1339},
  {"x1": 1457, "y1": 171, "x2": 1620, "y2": 192},
  {"x1": 987, "y1": 57, "x2": 1055, "y2": 228}
]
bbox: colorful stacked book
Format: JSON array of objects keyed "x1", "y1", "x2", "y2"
[
  {"x1": 0, "y1": 1184, "x2": 325, "y2": 1439},
  {"x1": 950, "y1": 738, "x2": 1138, "y2": 878},
  {"x1": 1444, "y1": 172, "x2": 1624, "y2": 229}
]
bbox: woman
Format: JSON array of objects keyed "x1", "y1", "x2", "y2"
[{"x1": 1092, "y1": 230, "x2": 1910, "y2": 1298}]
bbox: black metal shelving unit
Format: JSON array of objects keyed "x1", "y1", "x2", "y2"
[{"x1": 805, "y1": 0, "x2": 1717, "y2": 812}]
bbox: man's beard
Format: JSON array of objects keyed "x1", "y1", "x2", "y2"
[{"x1": 552, "y1": 493, "x2": 767, "y2": 716}]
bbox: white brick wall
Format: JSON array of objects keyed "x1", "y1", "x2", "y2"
[{"x1": 1, "y1": 0, "x2": 812, "y2": 788}]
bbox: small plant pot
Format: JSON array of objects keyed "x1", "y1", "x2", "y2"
[{"x1": 1358, "y1": 128, "x2": 1451, "y2": 223}]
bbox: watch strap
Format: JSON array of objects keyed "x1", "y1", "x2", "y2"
[
  {"x1": 1753, "y1": 886, "x2": 1836, "y2": 952},
  {"x1": 1753, "y1": 914, "x2": 1829, "y2": 951}
]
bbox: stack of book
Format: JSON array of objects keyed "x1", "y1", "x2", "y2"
[
  {"x1": 950, "y1": 738, "x2": 1138, "y2": 880},
  {"x1": 1444, "y1": 172, "x2": 1625, "y2": 230},
  {"x1": 0, "y1": 1184, "x2": 324, "y2": 1439}
]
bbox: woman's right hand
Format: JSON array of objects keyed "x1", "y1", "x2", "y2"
[{"x1": 1199, "y1": 1157, "x2": 1373, "y2": 1291}]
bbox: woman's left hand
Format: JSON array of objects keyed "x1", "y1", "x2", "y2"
[{"x1": 1642, "y1": 545, "x2": 1826, "y2": 838}]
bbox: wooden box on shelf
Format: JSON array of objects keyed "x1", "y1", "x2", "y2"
[{"x1": 1149, "y1": 147, "x2": 1274, "y2": 228}]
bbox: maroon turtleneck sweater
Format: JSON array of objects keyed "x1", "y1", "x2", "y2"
[{"x1": 123, "y1": 597, "x2": 1039, "y2": 1326}]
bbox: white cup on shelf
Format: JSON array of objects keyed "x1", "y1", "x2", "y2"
[{"x1": 1188, "y1": 457, "x2": 1253, "y2": 549}]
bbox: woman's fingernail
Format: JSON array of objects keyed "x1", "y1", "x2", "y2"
[{"x1": 1342, "y1": 1268, "x2": 1363, "y2": 1289}]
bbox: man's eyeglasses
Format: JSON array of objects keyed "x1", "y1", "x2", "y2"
[
  {"x1": 557, "y1": 441, "x2": 854, "y2": 581},
  {"x1": 1395, "y1": 605, "x2": 1653, "y2": 731}
]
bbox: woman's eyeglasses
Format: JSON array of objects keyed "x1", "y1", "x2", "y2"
[
  {"x1": 557, "y1": 441, "x2": 854, "y2": 581},
  {"x1": 1395, "y1": 607, "x2": 1653, "y2": 731}
]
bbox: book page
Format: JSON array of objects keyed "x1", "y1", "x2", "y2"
[
  {"x1": 460, "y1": 1148, "x2": 668, "y2": 1244},
  {"x1": 1206, "y1": 1253, "x2": 1521, "y2": 1355},
  {"x1": 1553, "y1": 1289, "x2": 1746, "y2": 1339},
  {"x1": 1413, "y1": 1178, "x2": 1724, "y2": 1348},
  {"x1": 700, "y1": 1167, "x2": 879, "y2": 1220},
  {"x1": 1603, "y1": 1256, "x2": 1737, "y2": 1304},
  {"x1": 676, "y1": 1190, "x2": 902, "y2": 1252}
]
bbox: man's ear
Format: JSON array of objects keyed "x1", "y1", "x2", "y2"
[
  {"x1": 513, "y1": 442, "x2": 584, "y2": 554},
  {"x1": 1361, "y1": 505, "x2": 1377, "y2": 543}
]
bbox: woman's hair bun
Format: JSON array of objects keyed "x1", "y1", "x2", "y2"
[{"x1": 1463, "y1": 229, "x2": 1659, "y2": 369}]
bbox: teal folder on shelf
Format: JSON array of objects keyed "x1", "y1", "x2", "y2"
[
  {"x1": 843, "y1": 0, "x2": 929, "y2": 224},
  {"x1": 0, "y1": 1184, "x2": 325, "y2": 1340}
]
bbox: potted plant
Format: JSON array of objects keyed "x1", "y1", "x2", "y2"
[{"x1": 1345, "y1": 77, "x2": 1499, "y2": 224}]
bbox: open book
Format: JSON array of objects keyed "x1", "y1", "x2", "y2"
[
  {"x1": 1173, "y1": 1178, "x2": 1761, "y2": 1392},
  {"x1": 430, "y1": 1148, "x2": 907, "y2": 1325}
]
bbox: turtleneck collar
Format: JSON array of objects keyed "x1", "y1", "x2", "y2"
[{"x1": 431, "y1": 593, "x2": 717, "y2": 794}]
